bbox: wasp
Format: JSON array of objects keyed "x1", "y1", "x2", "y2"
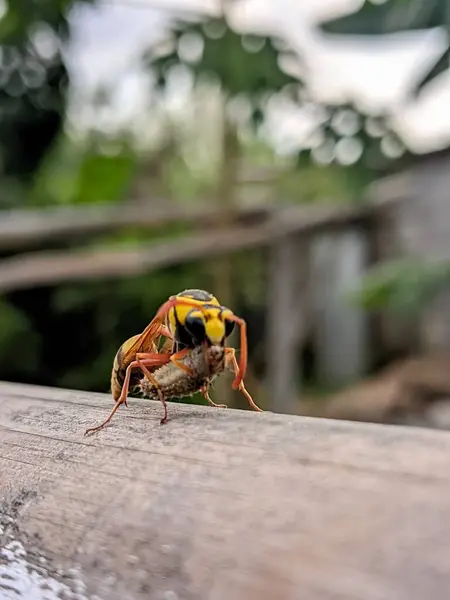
[{"x1": 84, "y1": 289, "x2": 262, "y2": 436}]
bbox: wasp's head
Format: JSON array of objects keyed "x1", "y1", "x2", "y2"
[
  {"x1": 184, "y1": 305, "x2": 235, "y2": 346},
  {"x1": 165, "y1": 293, "x2": 247, "y2": 389}
]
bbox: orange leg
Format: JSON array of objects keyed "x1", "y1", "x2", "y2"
[
  {"x1": 118, "y1": 347, "x2": 171, "y2": 409},
  {"x1": 169, "y1": 347, "x2": 196, "y2": 377},
  {"x1": 220, "y1": 314, "x2": 248, "y2": 390},
  {"x1": 201, "y1": 384, "x2": 227, "y2": 409},
  {"x1": 84, "y1": 354, "x2": 170, "y2": 436},
  {"x1": 137, "y1": 347, "x2": 193, "y2": 376},
  {"x1": 136, "y1": 359, "x2": 169, "y2": 425},
  {"x1": 225, "y1": 348, "x2": 263, "y2": 412},
  {"x1": 159, "y1": 325, "x2": 172, "y2": 339},
  {"x1": 124, "y1": 352, "x2": 170, "y2": 411}
]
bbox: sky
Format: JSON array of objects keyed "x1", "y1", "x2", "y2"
[{"x1": 65, "y1": 0, "x2": 450, "y2": 155}]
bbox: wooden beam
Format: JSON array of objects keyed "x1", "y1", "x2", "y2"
[
  {"x1": 0, "y1": 200, "x2": 273, "y2": 251},
  {"x1": 0, "y1": 202, "x2": 397, "y2": 292},
  {"x1": 0, "y1": 220, "x2": 274, "y2": 292},
  {"x1": 1, "y1": 380, "x2": 450, "y2": 600}
]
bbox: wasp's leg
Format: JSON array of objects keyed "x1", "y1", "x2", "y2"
[
  {"x1": 201, "y1": 384, "x2": 227, "y2": 409},
  {"x1": 126, "y1": 352, "x2": 173, "y2": 423},
  {"x1": 220, "y1": 313, "x2": 248, "y2": 390},
  {"x1": 84, "y1": 354, "x2": 170, "y2": 435},
  {"x1": 159, "y1": 325, "x2": 173, "y2": 339},
  {"x1": 224, "y1": 348, "x2": 263, "y2": 412},
  {"x1": 141, "y1": 347, "x2": 195, "y2": 376},
  {"x1": 137, "y1": 360, "x2": 169, "y2": 425},
  {"x1": 169, "y1": 347, "x2": 196, "y2": 377}
]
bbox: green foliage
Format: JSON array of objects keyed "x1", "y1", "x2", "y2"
[
  {"x1": 231, "y1": 250, "x2": 266, "y2": 308},
  {"x1": 162, "y1": 153, "x2": 217, "y2": 202},
  {"x1": 297, "y1": 102, "x2": 410, "y2": 186},
  {"x1": 147, "y1": 15, "x2": 301, "y2": 126},
  {"x1": 317, "y1": 0, "x2": 450, "y2": 97},
  {"x1": 74, "y1": 150, "x2": 137, "y2": 204},
  {"x1": 318, "y1": 0, "x2": 444, "y2": 36},
  {"x1": 349, "y1": 258, "x2": 450, "y2": 315},
  {"x1": 0, "y1": 299, "x2": 40, "y2": 378},
  {"x1": 0, "y1": 0, "x2": 81, "y2": 42},
  {"x1": 0, "y1": 0, "x2": 95, "y2": 195},
  {"x1": 238, "y1": 134, "x2": 374, "y2": 203},
  {"x1": 31, "y1": 134, "x2": 140, "y2": 206},
  {"x1": 30, "y1": 135, "x2": 81, "y2": 205}
]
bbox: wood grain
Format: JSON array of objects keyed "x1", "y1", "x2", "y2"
[{"x1": 2, "y1": 380, "x2": 450, "y2": 600}]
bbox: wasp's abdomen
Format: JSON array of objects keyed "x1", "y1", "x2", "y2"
[
  {"x1": 111, "y1": 345, "x2": 125, "y2": 400},
  {"x1": 110, "y1": 337, "x2": 140, "y2": 400}
]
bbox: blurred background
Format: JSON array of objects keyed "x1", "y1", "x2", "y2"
[{"x1": 2, "y1": 0, "x2": 450, "y2": 428}]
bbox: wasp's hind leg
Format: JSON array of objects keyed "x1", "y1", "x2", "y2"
[
  {"x1": 136, "y1": 359, "x2": 169, "y2": 425},
  {"x1": 85, "y1": 354, "x2": 170, "y2": 435}
]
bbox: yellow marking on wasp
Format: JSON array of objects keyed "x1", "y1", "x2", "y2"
[
  {"x1": 168, "y1": 295, "x2": 220, "y2": 337},
  {"x1": 118, "y1": 334, "x2": 141, "y2": 360},
  {"x1": 190, "y1": 307, "x2": 230, "y2": 344}
]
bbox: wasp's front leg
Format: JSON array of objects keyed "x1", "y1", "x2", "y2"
[
  {"x1": 201, "y1": 384, "x2": 227, "y2": 409},
  {"x1": 169, "y1": 347, "x2": 196, "y2": 377},
  {"x1": 224, "y1": 348, "x2": 263, "y2": 412}
]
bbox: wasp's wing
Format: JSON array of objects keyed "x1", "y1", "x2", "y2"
[
  {"x1": 120, "y1": 319, "x2": 169, "y2": 365},
  {"x1": 158, "y1": 335, "x2": 174, "y2": 354},
  {"x1": 121, "y1": 297, "x2": 210, "y2": 366}
]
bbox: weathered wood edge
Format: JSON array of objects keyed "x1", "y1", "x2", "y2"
[{"x1": 2, "y1": 380, "x2": 450, "y2": 600}]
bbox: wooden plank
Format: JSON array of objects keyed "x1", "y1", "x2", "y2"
[
  {"x1": 0, "y1": 201, "x2": 273, "y2": 251},
  {"x1": 1, "y1": 381, "x2": 450, "y2": 600},
  {"x1": 0, "y1": 202, "x2": 396, "y2": 293}
]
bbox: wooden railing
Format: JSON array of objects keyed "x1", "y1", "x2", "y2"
[
  {"x1": 0, "y1": 199, "x2": 274, "y2": 251},
  {"x1": 0, "y1": 380, "x2": 448, "y2": 600},
  {"x1": 0, "y1": 201, "x2": 390, "y2": 292},
  {"x1": 0, "y1": 177, "x2": 409, "y2": 413}
]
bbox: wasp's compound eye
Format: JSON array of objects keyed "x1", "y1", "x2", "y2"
[
  {"x1": 185, "y1": 311, "x2": 206, "y2": 342},
  {"x1": 225, "y1": 319, "x2": 235, "y2": 338}
]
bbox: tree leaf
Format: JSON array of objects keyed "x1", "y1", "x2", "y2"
[{"x1": 148, "y1": 17, "x2": 301, "y2": 106}]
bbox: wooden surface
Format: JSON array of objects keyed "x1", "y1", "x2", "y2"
[{"x1": 2, "y1": 381, "x2": 450, "y2": 600}]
